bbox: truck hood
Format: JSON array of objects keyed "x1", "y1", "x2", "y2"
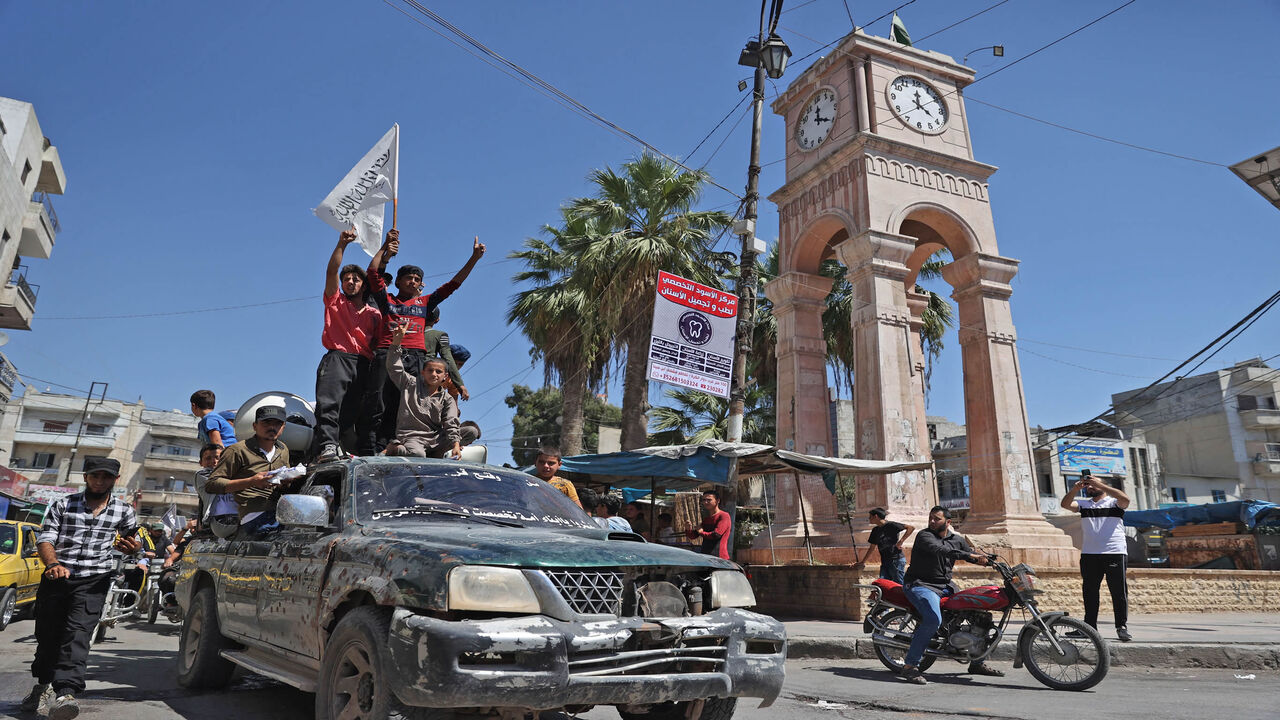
[{"x1": 358, "y1": 519, "x2": 735, "y2": 570}]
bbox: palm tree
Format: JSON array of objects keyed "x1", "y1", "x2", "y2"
[
  {"x1": 507, "y1": 210, "x2": 609, "y2": 455},
  {"x1": 568, "y1": 153, "x2": 733, "y2": 449},
  {"x1": 648, "y1": 385, "x2": 775, "y2": 446}
]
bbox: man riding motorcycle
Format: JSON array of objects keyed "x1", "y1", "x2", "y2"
[{"x1": 899, "y1": 505, "x2": 1004, "y2": 685}]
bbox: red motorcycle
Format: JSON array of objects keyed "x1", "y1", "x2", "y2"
[{"x1": 858, "y1": 556, "x2": 1109, "y2": 691}]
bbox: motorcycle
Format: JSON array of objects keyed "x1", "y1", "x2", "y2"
[
  {"x1": 141, "y1": 558, "x2": 182, "y2": 625},
  {"x1": 91, "y1": 554, "x2": 140, "y2": 645},
  {"x1": 857, "y1": 556, "x2": 1110, "y2": 691}
]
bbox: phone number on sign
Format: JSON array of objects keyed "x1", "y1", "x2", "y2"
[{"x1": 650, "y1": 363, "x2": 729, "y2": 397}]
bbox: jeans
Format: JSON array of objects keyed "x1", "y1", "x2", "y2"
[
  {"x1": 880, "y1": 556, "x2": 906, "y2": 584},
  {"x1": 1080, "y1": 553, "x2": 1128, "y2": 628},
  {"x1": 32, "y1": 573, "x2": 113, "y2": 694},
  {"x1": 904, "y1": 582, "x2": 947, "y2": 668}
]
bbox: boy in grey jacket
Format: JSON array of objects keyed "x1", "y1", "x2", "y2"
[{"x1": 384, "y1": 321, "x2": 461, "y2": 458}]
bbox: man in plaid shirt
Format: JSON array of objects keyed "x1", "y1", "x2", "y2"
[{"x1": 21, "y1": 457, "x2": 141, "y2": 719}]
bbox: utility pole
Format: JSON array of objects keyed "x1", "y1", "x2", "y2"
[
  {"x1": 62, "y1": 381, "x2": 108, "y2": 485},
  {"x1": 728, "y1": 1, "x2": 790, "y2": 443}
]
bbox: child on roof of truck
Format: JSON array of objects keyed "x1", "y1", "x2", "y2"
[{"x1": 383, "y1": 320, "x2": 461, "y2": 459}]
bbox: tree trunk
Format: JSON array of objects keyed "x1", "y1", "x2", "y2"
[
  {"x1": 620, "y1": 308, "x2": 653, "y2": 450},
  {"x1": 560, "y1": 361, "x2": 588, "y2": 456}
]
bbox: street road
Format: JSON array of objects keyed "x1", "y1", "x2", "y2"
[{"x1": 1, "y1": 617, "x2": 1275, "y2": 720}]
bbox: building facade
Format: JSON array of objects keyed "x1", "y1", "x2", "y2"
[
  {"x1": 1112, "y1": 358, "x2": 1280, "y2": 504},
  {"x1": 0, "y1": 97, "x2": 66, "y2": 331},
  {"x1": 0, "y1": 389, "x2": 200, "y2": 521}
]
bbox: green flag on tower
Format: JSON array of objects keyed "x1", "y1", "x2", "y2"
[{"x1": 890, "y1": 12, "x2": 912, "y2": 46}]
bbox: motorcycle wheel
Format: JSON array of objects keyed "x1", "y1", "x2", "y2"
[
  {"x1": 872, "y1": 609, "x2": 936, "y2": 673},
  {"x1": 1018, "y1": 615, "x2": 1110, "y2": 691},
  {"x1": 148, "y1": 592, "x2": 160, "y2": 624}
]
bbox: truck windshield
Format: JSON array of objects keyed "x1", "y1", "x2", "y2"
[{"x1": 353, "y1": 462, "x2": 597, "y2": 529}]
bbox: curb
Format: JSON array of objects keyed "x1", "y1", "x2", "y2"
[{"x1": 786, "y1": 638, "x2": 1280, "y2": 670}]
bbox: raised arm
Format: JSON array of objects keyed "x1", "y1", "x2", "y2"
[
  {"x1": 1060, "y1": 479, "x2": 1084, "y2": 512},
  {"x1": 449, "y1": 236, "x2": 486, "y2": 286},
  {"x1": 325, "y1": 227, "x2": 358, "y2": 297},
  {"x1": 1086, "y1": 476, "x2": 1131, "y2": 510},
  {"x1": 368, "y1": 229, "x2": 400, "y2": 285},
  {"x1": 385, "y1": 322, "x2": 415, "y2": 390}
]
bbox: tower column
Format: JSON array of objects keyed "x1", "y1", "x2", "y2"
[
  {"x1": 942, "y1": 252, "x2": 1076, "y2": 566},
  {"x1": 759, "y1": 271, "x2": 844, "y2": 548},
  {"x1": 836, "y1": 230, "x2": 938, "y2": 540}
]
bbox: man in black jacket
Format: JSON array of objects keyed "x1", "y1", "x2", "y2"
[{"x1": 898, "y1": 506, "x2": 1002, "y2": 685}]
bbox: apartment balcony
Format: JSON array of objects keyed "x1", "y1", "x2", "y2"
[
  {"x1": 36, "y1": 139, "x2": 66, "y2": 195},
  {"x1": 0, "y1": 267, "x2": 37, "y2": 331},
  {"x1": 143, "y1": 453, "x2": 199, "y2": 473},
  {"x1": 1239, "y1": 408, "x2": 1280, "y2": 430},
  {"x1": 12, "y1": 428, "x2": 116, "y2": 449},
  {"x1": 137, "y1": 490, "x2": 199, "y2": 513},
  {"x1": 1249, "y1": 442, "x2": 1280, "y2": 477},
  {"x1": 19, "y1": 193, "x2": 58, "y2": 259}
]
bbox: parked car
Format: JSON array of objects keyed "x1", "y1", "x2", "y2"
[
  {"x1": 174, "y1": 457, "x2": 786, "y2": 720},
  {"x1": 0, "y1": 519, "x2": 43, "y2": 630}
]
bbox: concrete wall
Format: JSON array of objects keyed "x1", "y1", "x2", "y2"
[{"x1": 748, "y1": 564, "x2": 1280, "y2": 620}]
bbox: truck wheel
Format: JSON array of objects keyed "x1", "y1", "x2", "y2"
[
  {"x1": 0, "y1": 588, "x2": 15, "y2": 630},
  {"x1": 176, "y1": 586, "x2": 236, "y2": 688},
  {"x1": 617, "y1": 697, "x2": 737, "y2": 720}
]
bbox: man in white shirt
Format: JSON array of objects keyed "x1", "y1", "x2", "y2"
[{"x1": 1060, "y1": 470, "x2": 1133, "y2": 642}]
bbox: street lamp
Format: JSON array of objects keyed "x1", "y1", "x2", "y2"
[
  {"x1": 728, "y1": 1, "x2": 789, "y2": 443},
  {"x1": 962, "y1": 45, "x2": 1004, "y2": 65}
]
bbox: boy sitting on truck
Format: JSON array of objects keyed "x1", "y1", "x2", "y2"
[{"x1": 384, "y1": 321, "x2": 461, "y2": 459}]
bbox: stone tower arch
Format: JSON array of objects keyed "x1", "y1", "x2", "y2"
[{"x1": 760, "y1": 29, "x2": 1074, "y2": 566}]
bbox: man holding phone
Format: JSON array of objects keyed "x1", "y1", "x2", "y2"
[
  {"x1": 1060, "y1": 469, "x2": 1133, "y2": 642},
  {"x1": 22, "y1": 458, "x2": 141, "y2": 718}
]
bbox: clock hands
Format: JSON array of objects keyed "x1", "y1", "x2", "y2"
[
  {"x1": 813, "y1": 111, "x2": 831, "y2": 124},
  {"x1": 912, "y1": 92, "x2": 934, "y2": 119}
]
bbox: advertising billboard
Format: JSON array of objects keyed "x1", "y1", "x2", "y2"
[
  {"x1": 1056, "y1": 439, "x2": 1128, "y2": 476},
  {"x1": 647, "y1": 271, "x2": 738, "y2": 398}
]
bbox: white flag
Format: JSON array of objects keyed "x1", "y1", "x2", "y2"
[{"x1": 314, "y1": 124, "x2": 399, "y2": 257}]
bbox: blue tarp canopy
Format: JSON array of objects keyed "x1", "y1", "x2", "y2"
[
  {"x1": 1123, "y1": 499, "x2": 1280, "y2": 530},
  {"x1": 558, "y1": 441, "x2": 934, "y2": 492}
]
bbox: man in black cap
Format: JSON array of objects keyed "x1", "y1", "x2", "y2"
[
  {"x1": 205, "y1": 405, "x2": 298, "y2": 533},
  {"x1": 22, "y1": 457, "x2": 141, "y2": 719}
]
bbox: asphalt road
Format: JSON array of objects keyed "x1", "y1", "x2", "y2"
[{"x1": 0, "y1": 616, "x2": 1275, "y2": 720}]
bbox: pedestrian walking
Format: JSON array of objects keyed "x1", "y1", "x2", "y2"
[
  {"x1": 854, "y1": 507, "x2": 914, "y2": 583},
  {"x1": 21, "y1": 458, "x2": 141, "y2": 719}
]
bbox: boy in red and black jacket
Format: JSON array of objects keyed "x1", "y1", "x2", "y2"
[{"x1": 360, "y1": 229, "x2": 485, "y2": 454}]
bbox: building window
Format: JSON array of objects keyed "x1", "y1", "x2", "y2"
[
  {"x1": 1039, "y1": 474, "x2": 1054, "y2": 496},
  {"x1": 1170, "y1": 487, "x2": 1187, "y2": 503},
  {"x1": 1211, "y1": 489, "x2": 1227, "y2": 503},
  {"x1": 1262, "y1": 396, "x2": 1278, "y2": 410},
  {"x1": 85, "y1": 423, "x2": 108, "y2": 436},
  {"x1": 21, "y1": 160, "x2": 31, "y2": 185},
  {"x1": 42, "y1": 420, "x2": 69, "y2": 433},
  {"x1": 32, "y1": 452, "x2": 54, "y2": 469}
]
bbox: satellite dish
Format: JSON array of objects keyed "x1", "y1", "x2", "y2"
[{"x1": 0, "y1": 332, "x2": 9, "y2": 347}]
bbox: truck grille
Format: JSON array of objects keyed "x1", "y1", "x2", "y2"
[{"x1": 544, "y1": 570, "x2": 625, "y2": 615}]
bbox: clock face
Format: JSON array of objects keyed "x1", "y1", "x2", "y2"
[
  {"x1": 887, "y1": 75, "x2": 949, "y2": 134},
  {"x1": 796, "y1": 89, "x2": 837, "y2": 151}
]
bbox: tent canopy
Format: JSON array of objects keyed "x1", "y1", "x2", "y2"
[{"x1": 558, "y1": 441, "x2": 933, "y2": 491}]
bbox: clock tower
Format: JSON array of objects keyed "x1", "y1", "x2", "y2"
[{"x1": 763, "y1": 30, "x2": 1075, "y2": 567}]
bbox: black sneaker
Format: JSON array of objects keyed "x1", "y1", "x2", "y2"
[
  {"x1": 19, "y1": 683, "x2": 51, "y2": 713},
  {"x1": 898, "y1": 667, "x2": 928, "y2": 685},
  {"x1": 1116, "y1": 626, "x2": 1133, "y2": 642},
  {"x1": 1064, "y1": 629, "x2": 1088, "y2": 639}
]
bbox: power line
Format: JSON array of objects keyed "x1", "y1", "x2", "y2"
[{"x1": 386, "y1": 0, "x2": 743, "y2": 201}]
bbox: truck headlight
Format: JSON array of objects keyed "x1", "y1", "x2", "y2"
[
  {"x1": 709, "y1": 570, "x2": 756, "y2": 608},
  {"x1": 447, "y1": 566, "x2": 540, "y2": 613}
]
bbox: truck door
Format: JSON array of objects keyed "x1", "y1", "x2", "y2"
[{"x1": 220, "y1": 537, "x2": 273, "y2": 640}]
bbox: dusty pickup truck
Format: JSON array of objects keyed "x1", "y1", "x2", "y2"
[{"x1": 174, "y1": 457, "x2": 786, "y2": 720}]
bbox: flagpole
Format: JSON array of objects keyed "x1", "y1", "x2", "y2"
[{"x1": 391, "y1": 124, "x2": 400, "y2": 230}]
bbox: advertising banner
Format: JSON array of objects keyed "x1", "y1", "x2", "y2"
[
  {"x1": 25, "y1": 483, "x2": 77, "y2": 505},
  {"x1": 1057, "y1": 439, "x2": 1128, "y2": 476},
  {"x1": 647, "y1": 271, "x2": 737, "y2": 398}
]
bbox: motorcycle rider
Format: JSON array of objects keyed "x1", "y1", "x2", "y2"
[{"x1": 898, "y1": 506, "x2": 1002, "y2": 685}]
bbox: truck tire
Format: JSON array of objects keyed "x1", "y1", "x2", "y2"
[
  {"x1": 176, "y1": 586, "x2": 237, "y2": 689},
  {"x1": 316, "y1": 606, "x2": 456, "y2": 720},
  {"x1": 0, "y1": 588, "x2": 15, "y2": 630},
  {"x1": 617, "y1": 697, "x2": 737, "y2": 720}
]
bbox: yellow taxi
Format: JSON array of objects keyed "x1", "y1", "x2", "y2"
[{"x1": 0, "y1": 519, "x2": 43, "y2": 630}]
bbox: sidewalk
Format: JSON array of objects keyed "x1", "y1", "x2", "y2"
[{"x1": 782, "y1": 612, "x2": 1280, "y2": 669}]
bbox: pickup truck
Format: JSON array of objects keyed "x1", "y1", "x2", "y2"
[{"x1": 174, "y1": 457, "x2": 786, "y2": 720}]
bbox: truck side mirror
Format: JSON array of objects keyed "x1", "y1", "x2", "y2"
[{"x1": 277, "y1": 494, "x2": 330, "y2": 528}]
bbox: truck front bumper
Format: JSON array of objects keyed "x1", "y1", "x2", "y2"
[{"x1": 387, "y1": 607, "x2": 786, "y2": 710}]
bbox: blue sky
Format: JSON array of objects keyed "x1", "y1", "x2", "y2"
[{"x1": 3, "y1": 0, "x2": 1278, "y2": 464}]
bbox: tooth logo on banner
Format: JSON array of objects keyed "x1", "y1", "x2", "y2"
[{"x1": 679, "y1": 311, "x2": 713, "y2": 346}]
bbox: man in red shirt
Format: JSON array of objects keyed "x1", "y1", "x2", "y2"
[
  {"x1": 688, "y1": 489, "x2": 732, "y2": 560},
  {"x1": 315, "y1": 228, "x2": 383, "y2": 462},
  {"x1": 361, "y1": 230, "x2": 485, "y2": 454}
]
